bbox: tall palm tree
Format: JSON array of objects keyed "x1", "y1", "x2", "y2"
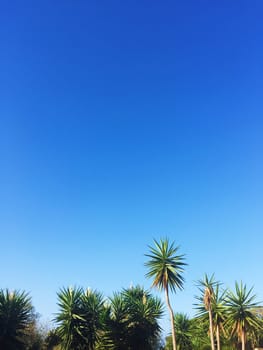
[
  {"x1": 145, "y1": 238, "x2": 186, "y2": 350},
  {"x1": 195, "y1": 274, "x2": 217, "y2": 350},
  {"x1": 0, "y1": 289, "x2": 33, "y2": 349},
  {"x1": 225, "y1": 281, "x2": 262, "y2": 350}
]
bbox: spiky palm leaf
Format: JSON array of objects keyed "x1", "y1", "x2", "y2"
[
  {"x1": 98, "y1": 293, "x2": 130, "y2": 350},
  {"x1": 100, "y1": 286, "x2": 163, "y2": 350},
  {"x1": 225, "y1": 281, "x2": 262, "y2": 350},
  {"x1": 56, "y1": 286, "x2": 84, "y2": 350},
  {"x1": 173, "y1": 313, "x2": 193, "y2": 350},
  {"x1": 145, "y1": 239, "x2": 186, "y2": 293},
  {"x1": 0, "y1": 289, "x2": 33, "y2": 349},
  {"x1": 80, "y1": 289, "x2": 105, "y2": 349},
  {"x1": 56, "y1": 287, "x2": 105, "y2": 350},
  {"x1": 122, "y1": 286, "x2": 164, "y2": 350}
]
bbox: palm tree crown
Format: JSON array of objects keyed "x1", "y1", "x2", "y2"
[
  {"x1": 0, "y1": 289, "x2": 33, "y2": 349},
  {"x1": 56, "y1": 286, "x2": 105, "y2": 350},
  {"x1": 145, "y1": 238, "x2": 186, "y2": 293},
  {"x1": 225, "y1": 281, "x2": 262, "y2": 349}
]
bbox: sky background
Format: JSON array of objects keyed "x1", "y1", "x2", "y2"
[{"x1": 1, "y1": 0, "x2": 263, "y2": 332}]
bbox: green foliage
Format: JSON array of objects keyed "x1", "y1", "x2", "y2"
[
  {"x1": 145, "y1": 238, "x2": 186, "y2": 293},
  {"x1": 99, "y1": 293, "x2": 129, "y2": 350},
  {"x1": 200, "y1": 345, "x2": 212, "y2": 350},
  {"x1": 173, "y1": 313, "x2": 193, "y2": 350},
  {"x1": 80, "y1": 289, "x2": 105, "y2": 349},
  {"x1": 0, "y1": 289, "x2": 34, "y2": 349},
  {"x1": 190, "y1": 317, "x2": 211, "y2": 349},
  {"x1": 56, "y1": 287, "x2": 105, "y2": 350},
  {"x1": 100, "y1": 286, "x2": 164, "y2": 350},
  {"x1": 122, "y1": 286, "x2": 164, "y2": 350},
  {"x1": 225, "y1": 281, "x2": 262, "y2": 347},
  {"x1": 55, "y1": 285, "x2": 163, "y2": 350},
  {"x1": 44, "y1": 329, "x2": 61, "y2": 350}
]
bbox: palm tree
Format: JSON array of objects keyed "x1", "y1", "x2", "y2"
[
  {"x1": 173, "y1": 313, "x2": 193, "y2": 350},
  {"x1": 225, "y1": 281, "x2": 262, "y2": 350},
  {"x1": 0, "y1": 289, "x2": 33, "y2": 349},
  {"x1": 101, "y1": 286, "x2": 164, "y2": 350},
  {"x1": 195, "y1": 274, "x2": 217, "y2": 350},
  {"x1": 100, "y1": 293, "x2": 129, "y2": 350},
  {"x1": 56, "y1": 286, "x2": 84, "y2": 349},
  {"x1": 56, "y1": 286, "x2": 105, "y2": 349},
  {"x1": 145, "y1": 238, "x2": 186, "y2": 350},
  {"x1": 80, "y1": 288, "x2": 105, "y2": 349},
  {"x1": 122, "y1": 286, "x2": 164, "y2": 350}
]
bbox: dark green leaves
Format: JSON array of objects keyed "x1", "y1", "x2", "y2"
[
  {"x1": 102, "y1": 286, "x2": 164, "y2": 350},
  {"x1": 0, "y1": 289, "x2": 33, "y2": 349}
]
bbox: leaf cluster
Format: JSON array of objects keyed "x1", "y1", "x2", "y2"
[{"x1": 0, "y1": 289, "x2": 34, "y2": 349}]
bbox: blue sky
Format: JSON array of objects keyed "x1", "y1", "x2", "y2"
[{"x1": 1, "y1": 0, "x2": 263, "y2": 330}]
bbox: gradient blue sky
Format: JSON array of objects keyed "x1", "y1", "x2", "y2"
[{"x1": 1, "y1": 0, "x2": 263, "y2": 330}]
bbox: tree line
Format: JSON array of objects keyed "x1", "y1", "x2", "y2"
[{"x1": 1, "y1": 238, "x2": 263, "y2": 349}]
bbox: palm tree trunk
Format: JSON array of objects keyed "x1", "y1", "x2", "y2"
[
  {"x1": 216, "y1": 325, "x2": 220, "y2": 350},
  {"x1": 241, "y1": 329, "x2": 245, "y2": 350},
  {"x1": 208, "y1": 306, "x2": 215, "y2": 350},
  {"x1": 165, "y1": 287, "x2": 177, "y2": 350}
]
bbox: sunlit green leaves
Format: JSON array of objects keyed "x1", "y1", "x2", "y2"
[
  {"x1": 56, "y1": 287, "x2": 105, "y2": 350},
  {"x1": 225, "y1": 281, "x2": 262, "y2": 343},
  {"x1": 145, "y1": 238, "x2": 186, "y2": 293}
]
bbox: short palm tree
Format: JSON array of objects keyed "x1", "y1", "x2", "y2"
[
  {"x1": 56, "y1": 286, "x2": 84, "y2": 349},
  {"x1": 145, "y1": 238, "x2": 186, "y2": 350},
  {"x1": 173, "y1": 313, "x2": 193, "y2": 350},
  {"x1": 123, "y1": 286, "x2": 164, "y2": 350},
  {"x1": 195, "y1": 274, "x2": 217, "y2": 350},
  {"x1": 0, "y1": 289, "x2": 33, "y2": 349},
  {"x1": 101, "y1": 293, "x2": 129, "y2": 350},
  {"x1": 80, "y1": 288, "x2": 105, "y2": 349},
  {"x1": 56, "y1": 286, "x2": 105, "y2": 350},
  {"x1": 100, "y1": 286, "x2": 163, "y2": 350},
  {"x1": 225, "y1": 281, "x2": 262, "y2": 350}
]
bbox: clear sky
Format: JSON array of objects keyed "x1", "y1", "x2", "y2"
[{"x1": 1, "y1": 0, "x2": 263, "y2": 331}]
